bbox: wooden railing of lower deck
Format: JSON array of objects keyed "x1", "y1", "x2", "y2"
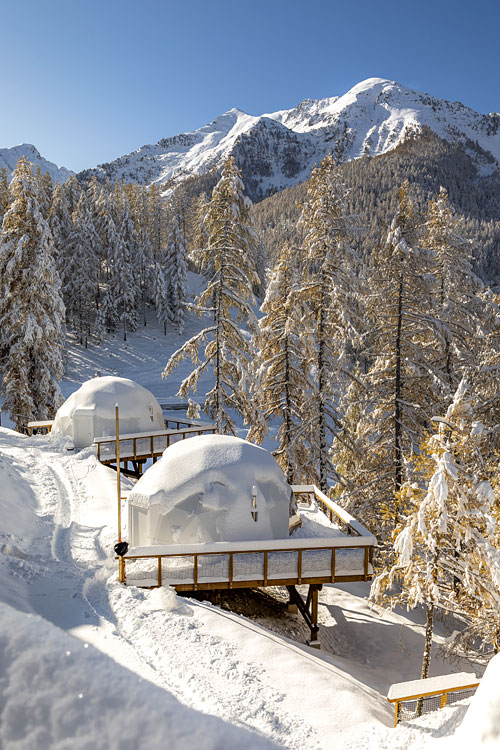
[
  {"x1": 121, "y1": 536, "x2": 376, "y2": 590},
  {"x1": 120, "y1": 485, "x2": 377, "y2": 589}
]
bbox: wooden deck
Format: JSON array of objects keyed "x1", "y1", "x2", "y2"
[{"x1": 118, "y1": 485, "x2": 377, "y2": 645}]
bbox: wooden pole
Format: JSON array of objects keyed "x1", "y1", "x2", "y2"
[{"x1": 116, "y1": 404, "x2": 122, "y2": 543}]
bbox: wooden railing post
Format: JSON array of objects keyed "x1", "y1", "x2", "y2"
[
  {"x1": 264, "y1": 551, "x2": 268, "y2": 586},
  {"x1": 229, "y1": 553, "x2": 233, "y2": 588},
  {"x1": 298, "y1": 549, "x2": 302, "y2": 584},
  {"x1": 331, "y1": 548, "x2": 336, "y2": 582},
  {"x1": 158, "y1": 557, "x2": 162, "y2": 587},
  {"x1": 193, "y1": 555, "x2": 198, "y2": 588}
]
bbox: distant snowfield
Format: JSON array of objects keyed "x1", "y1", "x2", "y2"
[{"x1": 0, "y1": 281, "x2": 490, "y2": 749}]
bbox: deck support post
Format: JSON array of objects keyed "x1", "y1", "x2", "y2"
[{"x1": 286, "y1": 584, "x2": 322, "y2": 648}]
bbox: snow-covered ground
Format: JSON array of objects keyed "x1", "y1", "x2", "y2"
[{"x1": 0, "y1": 290, "x2": 493, "y2": 749}]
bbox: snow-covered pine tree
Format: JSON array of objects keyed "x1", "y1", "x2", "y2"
[
  {"x1": 189, "y1": 191, "x2": 209, "y2": 270},
  {"x1": 354, "y1": 181, "x2": 439, "y2": 540},
  {"x1": 96, "y1": 204, "x2": 121, "y2": 336},
  {"x1": 63, "y1": 175, "x2": 83, "y2": 214},
  {"x1": 424, "y1": 187, "x2": 485, "y2": 400},
  {"x1": 164, "y1": 213, "x2": 188, "y2": 334},
  {"x1": 163, "y1": 157, "x2": 261, "y2": 435},
  {"x1": 148, "y1": 183, "x2": 165, "y2": 262},
  {"x1": 137, "y1": 228, "x2": 154, "y2": 326},
  {"x1": 49, "y1": 181, "x2": 73, "y2": 275},
  {"x1": 154, "y1": 261, "x2": 170, "y2": 335},
  {"x1": 298, "y1": 153, "x2": 361, "y2": 493},
  {"x1": 0, "y1": 156, "x2": 65, "y2": 431},
  {"x1": 34, "y1": 166, "x2": 53, "y2": 219},
  {"x1": 371, "y1": 379, "x2": 500, "y2": 673},
  {"x1": 114, "y1": 197, "x2": 140, "y2": 340},
  {"x1": 63, "y1": 193, "x2": 100, "y2": 346},
  {"x1": 248, "y1": 243, "x2": 313, "y2": 483}
]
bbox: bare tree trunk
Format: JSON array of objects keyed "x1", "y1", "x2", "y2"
[
  {"x1": 416, "y1": 602, "x2": 435, "y2": 717},
  {"x1": 283, "y1": 332, "x2": 294, "y2": 484},
  {"x1": 318, "y1": 280, "x2": 328, "y2": 494},
  {"x1": 394, "y1": 276, "x2": 403, "y2": 526}
]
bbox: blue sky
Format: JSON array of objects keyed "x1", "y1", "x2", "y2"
[{"x1": 2, "y1": 0, "x2": 499, "y2": 172}]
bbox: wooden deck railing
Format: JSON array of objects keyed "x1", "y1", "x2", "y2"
[
  {"x1": 95, "y1": 422, "x2": 216, "y2": 464},
  {"x1": 27, "y1": 420, "x2": 54, "y2": 436},
  {"x1": 122, "y1": 536, "x2": 375, "y2": 590},
  {"x1": 387, "y1": 673, "x2": 480, "y2": 726},
  {"x1": 120, "y1": 485, "x2": 377, "y2": 590},
  {"x1": 291, "y1": 485, "x2": 373, "y2": 538}
]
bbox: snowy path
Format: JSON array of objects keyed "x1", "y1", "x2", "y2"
[
  {"x1": 0, "y1": 433, "x2": 330, "y2": 747},
  {"x1": 0, "y1": 428, "x2": 479, "y2": 749}
]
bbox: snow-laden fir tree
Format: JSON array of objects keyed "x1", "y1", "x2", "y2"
[
  {"x1": 371, "y1": 379, "x2": 500, "y2": 677},
  {"x1": 63, "y1": 193, "x2": 100, "y2": 346},
  {"x1": 154, "y1": 261, "x2": 170, "y2": 335},
  {"x1": 298, "y1": 153, "x2": 361, "y2": 492},
  {"x1": 189, "y1": 191, "x2": 209, "y2": 271},
  {"x1": 34, "y1": 166, "x2": 53, "y2": 220},
  {"x1": 424, "y1": 187, "x2": 485, "y2": 399},
  {"x1": 49, "y1": 181, "x2": 73, "y2": 276},
  {"x1": 148, "y1": 183, "x2": 165, "y2": 262},
  {"x1": 248, "y1": 243, "x2": 313, "y2": 483},
  {"x1": 137, "y1": 228, "x2": 154, "y2": 326},
  {"x1": 164, "y1": 213, "x2": 188, "y2": 334},
  {"x1": 114, "y1": 197, "x2": 140, "y2": 340},
  {"x1": 353, "y1": 182, "x2": 440, "y2": 540},
  {"x1": 163, "y1": 157, "x2": 261, "y2": 435},
  {"x1": 0, "y1": 156, "x2": 65, "y2": 431}
]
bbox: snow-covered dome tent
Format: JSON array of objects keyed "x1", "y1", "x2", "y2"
[
  {"x1": 128, "y1": 435, "x2": 294, "y2": 547},
  {"x1": 51, "y1": 376, "x2": 165, "y2": 448}
]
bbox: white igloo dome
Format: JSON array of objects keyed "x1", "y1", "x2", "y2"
[
  {"x1": 52, "y1": 376, "x2": 164, "y2": 448},
  {"x1": 128, "y1": 435, "x2": 293, "y2": 546}
]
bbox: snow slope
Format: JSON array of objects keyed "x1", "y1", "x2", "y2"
[
  {"x1": 0, "y1": 143, "x2": 74, "y2": 183},
  {"x1": 0, "y1": 283, "x2": 490, "y2": 748},
  {"x1": 83, "y1": 78, "x2": 500, "y2": 199},
  {"x1": 0, "y1": 415, "x2": 486, "y2": 749}
]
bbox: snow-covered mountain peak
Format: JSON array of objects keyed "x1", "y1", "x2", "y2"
[
  {"x1": 83, "y1": 78, "x2": 500, "y2": 200},
  {"x1": 0, "y1": 143, "x2": 74, "y2": 183}
]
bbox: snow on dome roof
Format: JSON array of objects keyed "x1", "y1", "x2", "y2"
[
  {"x1": 128, "y1": 435, "x2": 293, "y2": 546},
  {"x1": 52, "y1": 376, "x2": 164, "y2": 448}
]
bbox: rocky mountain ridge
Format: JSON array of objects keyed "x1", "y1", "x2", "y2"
[
  {"x1": 81, "y1": 77, "x2": 500, "y2": 201},
  {"x1": 0, "y1": 143, "x2": 74, "y2": 183}
]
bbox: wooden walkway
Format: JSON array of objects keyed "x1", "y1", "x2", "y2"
[{"x1": 95, "y1": 419, "x2": 216, "y2": 473}]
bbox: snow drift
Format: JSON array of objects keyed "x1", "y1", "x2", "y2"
[
  {"x1": 454, "y1": 653, "x2": 500, "y2": 749},
  {"x1": 51, "y1": 376, "x2": 164, "y2": 448},
  {"x1": 128, "y1": 435, "x2": 293, "y2": 546},
  {"x1": 0, "y1": 602, "x2": 275, "y2": 750}
]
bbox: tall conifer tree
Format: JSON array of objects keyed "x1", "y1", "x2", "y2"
[
  {"x1": 0, "y1": 157, "x2": 65, "y2": 431},
  {"x1": 163, "y1": 158, "x2": 261, "y2": 434}
]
